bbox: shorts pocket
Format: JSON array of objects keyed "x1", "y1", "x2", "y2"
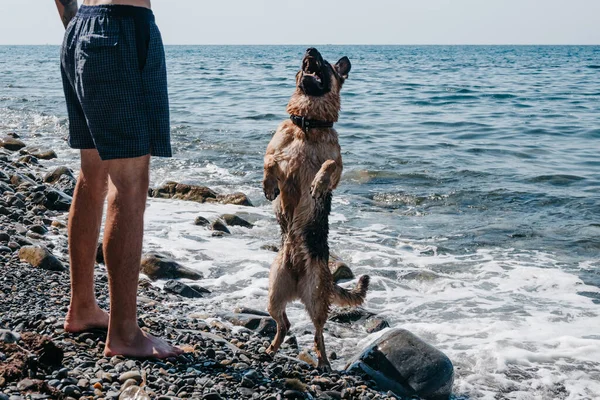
[{"x1": 76, "y1": 19, "x2": 122, "y2": 79}]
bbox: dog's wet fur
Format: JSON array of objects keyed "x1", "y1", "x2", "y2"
[{"x1": 262, "y1": 48, "x2": 370, "y2": 370}]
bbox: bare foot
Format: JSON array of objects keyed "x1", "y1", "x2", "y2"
[
  {"x1": 104, "y1": 328, "x2": 183, "y2": 359},
  {"x1": 64, "y1": 304, "x2": 109, "y2": 333}
]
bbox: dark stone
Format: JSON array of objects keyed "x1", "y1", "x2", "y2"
[
  {"x1": 211, "y1": 231, "x2": 225, "y2": 237},
  {"x1": 345, "y1": 328, "x2": 454, "y2": 400},
  {"x1": 140, "y1": 253, "x2": 202, "y2": 281},
  {"x1": 0, "y1": 137, "x2": 26, "y2": 151},
  {"x1": 260, "y1": 244, "x2": 279, "y2": 252},
  {"x1": 0, "y1": 232, "x2": 9, "y2": 242},
  {"x1": 328, "y1": 307, "x2": 376, "y2": 324},
  {"x1": 96, "y1": 242, "x2": 104, "y2": 264},
  {"x1": 211, "y1": 220, "x2": 230, "y2": 234},
  {"x1": 189, "y1": 284, "x2": 211, "y2": 294},
  {"x1": 18, "y1": 246, "x2": 66, "y2": 272},
  {"x1": 44, "y1": 190, "x2": 72, "y2": 212},
  {"x1": 257, "y1": 318, "x2": 277, "y2": 337},
  {"x1": 365, "y1": 318, "x2": 390, "y2": 334},
  {"x1": 28, "y1": 224, "x2": 47, "y2": 235},
  {"x1": 202, "y1": 394, "x2": 223, "y2": 400},
  {"x1": 221, "y1": 214, "x2": 253, "y2": 228},
  {"x1": 329, "y1": 261, "x2": 354, "y2": 282},
  {"x1": 232, "y1": 307, "x2": 270, "y2": 317},
  {"x1": 194, "y1": 216, "x2": 210, "y2": 226},
  {"x1": 164, "y1": 280, "x2": 204, "y2": 298},
  {"x1": 217, "y1": 312, "x2": 276, "y2": 332}
]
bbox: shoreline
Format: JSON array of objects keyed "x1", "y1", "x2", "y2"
[{"x1": 0, "y1": 135, "x2": 405, "y2": 399}]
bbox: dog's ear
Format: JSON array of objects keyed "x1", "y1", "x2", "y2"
[{"x1": 335, "y1": 56, "x2": 351, "y2": 80}]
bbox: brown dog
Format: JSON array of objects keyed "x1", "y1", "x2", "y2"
[{"x1": 262, "y1": 48, "x2": 370, "y2": 370}]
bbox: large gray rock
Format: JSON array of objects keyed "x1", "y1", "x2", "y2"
[
  {"x1": 140, "y1": 253, "x2": 202, "y2": 281},
  {"x1": 18, "y1": 246, "x2": 66, "y2": 272},
  {"x1": 345, "y1": 329, "x2": 454, "y2": 400}
]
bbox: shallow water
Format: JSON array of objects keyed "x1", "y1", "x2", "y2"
[{"x1": 1, "y1": 45, "x2": 600, "y2": 399}]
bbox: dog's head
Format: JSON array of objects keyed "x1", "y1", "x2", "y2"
[{"x1": 287, "y1": 48, "x2": 351, "y2": 122}]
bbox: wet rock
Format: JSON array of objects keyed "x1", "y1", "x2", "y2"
[
  {"x1": 0, "y1": 137, "x2": 26, "y2": 151},
  {"x1": 329, "y1": 307, "x2": 376, "y2": 324},
  {"x1": 215, "y1": 192, "x2": 253, "y2": 207},
  {"x1": 345, "y1": 328, "x2": 454, "y2": 400},
  {"x1": 329, "y1": 261, "x2": 354, "y2": 282},
  {"x1": 211, "y1": 220, "x2": 230, "y2": 234},
  {"x1": 140, "y1": 253, "x2": 202, "y2": 281},
  {"x1": 257, "y1": 318, "x2": 277, "y2": 337},
  {"x1": 221, "y1": 214, "x2": 253, "y2": 228},
  {"x1": 232, "y1": 307, "x2": 270, "y2": 317},
  {"x1": 260, "y1": 244, "x2": 279, "y2": 252},
  {"x1": 164, "y1": 280, "x2": 204, "y2": 298},
  {"x1": 365, "y1": 318, "x2": 390, "y2": 334},
  {"x1": 28, "y1": 224, "x2": 47, "y2": 235},
  {"x1": 0, "y1": 330, "x2": 20, "y2": 344},
  {"x1": 44, "y1": 190, "x2": 72, "y2": 212},
  {"x1": 189, "y1": 284, "x2": 211, "y2": 295},
  {"x1": 194, "y1": 216, "x2": 210, "y2": 226},
  {"x1": 18, "y1": 246, "x2": 66, "y2": 272},
  {"x1": 20, "y1": 146, "x2": 57, "y2": 160},
  {"x1": 217, "y1": 312, "x2": 275, "y2": 332},
  {"x1": 401, "y1": 270, "x2": 441, "y2": 281},
  {"x1": 150, "y1": 181, "x2": 218, "y2": 202}
]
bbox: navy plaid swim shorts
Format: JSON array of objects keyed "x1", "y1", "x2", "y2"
[{"x1": 60, "y1": 5, "x2": 172, "y2": 160}]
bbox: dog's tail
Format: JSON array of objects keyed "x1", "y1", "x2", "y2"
[{"x1": 331, "y1": 275, "x2": 370, "y2": 307}]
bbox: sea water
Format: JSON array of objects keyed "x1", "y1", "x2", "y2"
[{"x1": 1, "y1": 45, "x2": 599, "y2": 399}]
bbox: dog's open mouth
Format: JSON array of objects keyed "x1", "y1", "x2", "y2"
[
  {"x1": 299, "y1": 48, "x2": 331, "y2": 96},
  {"x1": 303, "y1": 56, "x2": 323, "y2": 85}
]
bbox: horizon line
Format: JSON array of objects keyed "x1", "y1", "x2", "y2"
[{"x1": 2, "y1": 43, "x2": 600, "y2": 47}]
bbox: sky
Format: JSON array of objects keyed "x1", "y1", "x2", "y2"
[{"x1": 0, "y1": 0, "x2": 599, "y2": 45}]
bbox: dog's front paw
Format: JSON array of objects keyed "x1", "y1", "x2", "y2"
[
  {"x1": 310, "y1": 177, "x2": 329, "y2": 199},
  {"x1": 263, "y1": 177, "x2": 280, "y2": 201}
]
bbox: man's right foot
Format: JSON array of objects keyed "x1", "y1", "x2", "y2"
[
  {"x1": 104, "y1": 328, "x2": 183, "y2": 359},
  {"x1": 64, "y1": 304, "x2": 110, "y2": 333}
]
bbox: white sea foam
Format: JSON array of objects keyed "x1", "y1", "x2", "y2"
[{"x1": 143, "y1": 197, "x2": 600, "y2": 399}]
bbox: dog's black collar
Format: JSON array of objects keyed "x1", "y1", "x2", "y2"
[{"x1": 290, "y1": 115, "x2": 334, "y2": 132}]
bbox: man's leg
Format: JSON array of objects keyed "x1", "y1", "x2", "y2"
[
  {"x1": 64, "y1": 149, "x2": 110, "y2": 333},
  {"x1": 102, "y1": 155, "x2": 182, "y2": 358}
]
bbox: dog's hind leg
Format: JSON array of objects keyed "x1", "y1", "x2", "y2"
[
  {"x1": 308, "y1": 300, "x2": 332, "y2": 372},
  {"x1": 266, "y1": 253, "x2": 294, "y2": 356},
  {"x1": 301, "y1": 270, "x2": 333, "y2": 371}
]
